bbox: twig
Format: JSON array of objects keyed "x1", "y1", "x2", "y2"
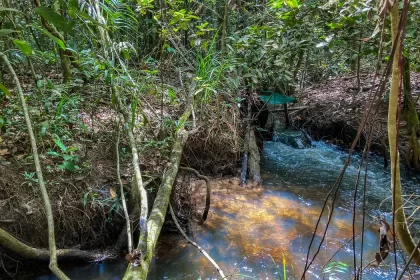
[
  {"x1": 397, "y1": 238, "x2": 420, "y2": 280},
  {"x1": 169, "y1": 204, "x2": 226, "y2": 279}
]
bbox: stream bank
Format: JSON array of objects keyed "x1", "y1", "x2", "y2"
[
  {"x1": 286, "y1": 73, "x2": 420, "y2": 163},
  {"x1": 34, "y1": 140, "x2": 420, "y2": 279}
]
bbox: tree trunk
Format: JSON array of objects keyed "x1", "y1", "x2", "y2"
[
  {"x1": 241, "y1": 99, "x2": 252, "y2": 186},
  {"x1": 388, "y1": 0, "x2": 420, "y2": 265},
  {"x1": 113, "y1": 85, "x2": 148, "y2": 258},
  {"x1": 33, "y1": 0, "x2": 71, "y2": 83},
  {"x1": 122, "y1": 111, "x2": 191, "y2": 280},
  {"x1": 248, "y1": 128, "x2": 261, "y2": 183}
]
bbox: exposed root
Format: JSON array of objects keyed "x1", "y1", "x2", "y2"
[{"x1": 179, "y1": 167, "x2": 210, "y2": 224}]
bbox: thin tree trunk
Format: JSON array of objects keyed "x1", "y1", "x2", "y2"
[
  {"x1": 116, "y1": 123, "x2": 133, "y2": 253},
  {"x1": 388, "y1": 0, "x2": 420, "y2": 265},
  {"x1": 113, "y1": 85, "x2": 148, "y2": 258},
  {"x1": 241, "y1": 99, "x2": 252, "y2": 186},
  {"x1": 0, "y1": 52, "x2": 69, "y2": 280},
  {"x1": 123, "y1": 115, "x2": 190, "y2": 280},
  {"x1": 220, "y1": 0, "x2": 229, "y2": 55},
  {"x1": 33, "y1": 0, "x2": 71, "y2": 83}
]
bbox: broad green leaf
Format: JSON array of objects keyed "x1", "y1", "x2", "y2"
[
  {"x1": 13, "y1": 39, "x2": 32, "y2": 56},
  {"x1": 285, "y1": 0, "x2": 299, "y2": 8},
  {"x1": 0, "y1": 7, "x2": 21, "y2": 13},
  {"x1": 37, "y1": 80, "x2": 43, "y2": 88},
  {"x1": 62, "y1": 160, "x2": 76, "y2": 172},
  {"x1": 0, "y1": 82, "x2": 11, "y2": 97},
  {"x1": 0, "y1": 29, "x2": 18, "y2": 36},
  {"x1": 54, "y1": 137, "x2": 68, "y2": 153},
  {"x1": 35, "y1": 7, "x2": 75, "y2": 33},
  {"x1": 68, "y1": 0, "x2": 78, "y2": 17},
  {"x1": 47, "y1": 151, "x2": 60, "y2": 157},
  {"x1": 0, "y1": 116, "x2": 4, "y2": 129}
]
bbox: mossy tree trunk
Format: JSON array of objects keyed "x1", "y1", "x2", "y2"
[
  {"x1": 122, "y1": 110, "x2": 191, "y2": 280},
  {"x1": 388, "y1": 0, "x2": 420, "y2": 265}
]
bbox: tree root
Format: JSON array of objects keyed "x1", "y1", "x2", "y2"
[{"x1": 180, "y1": 166, "x2": 211, "y2": 224}]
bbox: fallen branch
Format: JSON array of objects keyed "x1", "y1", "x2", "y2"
[
  {"x1": 180, "y1": 166, "x2": 211, "y2": 224},
  {"x1": 0, "y1": 228, "x2": 112, "y2": 263},
  {"x1": 169, "y1": 203, "x2": 225, "y2": 278},
  {"x1": 348, "y1": 86, "x2": 373, "y2": 91}
]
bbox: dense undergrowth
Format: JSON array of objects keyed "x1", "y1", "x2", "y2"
[{"x1": 1, "y1": 0, "x2": 420, "y2": 279}]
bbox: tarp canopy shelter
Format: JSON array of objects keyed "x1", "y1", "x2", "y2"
[
  {"x1": 259, "y1": 90, "x2": 296, "y2": 126},
  {"x1": 259, "y1": 91, "x2": 296, "y2": 105}
]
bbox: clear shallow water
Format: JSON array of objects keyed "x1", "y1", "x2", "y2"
[{"x1": 37, "y1": 141, "x2": 420, "y2": 279}]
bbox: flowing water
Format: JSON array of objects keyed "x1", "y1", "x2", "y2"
[{"x1": 37, "y1": 141, "x2": 420, "y2": 280}]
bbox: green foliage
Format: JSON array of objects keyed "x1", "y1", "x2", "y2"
[
  {"x1": 23, "y1": 171, "x2": 38, "y2": 183},
  {"x1": 33, "y1": 26, "x2": 66, "y2": 50},
  {"x1": 35, "y1": 7, "x2": 75, "y2": 34},
  {"x1": 47, "y1": 135, "x2": 79, "y2": 172},
  {"x1": 13, "y1": 39, "x2": 32, "y2": 56},
  {"x1": 0, "y1": 7, "x2": 21, "y2": 13},
  {"x1": 0, "y1": 82, "x2": 12, "y2": 98},
  {"x1": 83, "y1": 188, "x2": 124, "y2": 220},
  {"x1": 169, "y1": 9, "x2": 199, "y2": 31},
  {"x1": 0, "y1": 29, "x2": 18, "y2": 36}
]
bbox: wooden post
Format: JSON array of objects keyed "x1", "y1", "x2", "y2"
[{"x1": 284, "y1": 103, "x2": 290, "y2": 127}]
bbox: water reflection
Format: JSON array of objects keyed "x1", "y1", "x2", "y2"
[{"x1": 150, "y1": 178, "x2": 384, "y2": 279}]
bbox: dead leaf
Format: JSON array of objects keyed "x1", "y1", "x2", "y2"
[
  {"x1": 15, "y1": 154, "x2": 26, "y2": 160},
  {"x1": 0, "y1": 149, "x2": 9, "y2": 156},
  {"x1": 110, "y1": 187, "x2": 117, "y2": 199}
]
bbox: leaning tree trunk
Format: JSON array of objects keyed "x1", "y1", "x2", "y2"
[
  {"x1": 123, "y1": 109, "x2": 191, "y2": 280},
  {"x1": 388, "y1": 0, "x2": 420, "y2": 265}
]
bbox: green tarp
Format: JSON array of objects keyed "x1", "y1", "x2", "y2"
[{"x1": 259, "y1": 91, "x2": 296, "y2": 105}]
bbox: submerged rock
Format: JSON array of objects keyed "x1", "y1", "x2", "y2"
[{"x1": 272, "y1": 128, "x2": 312, "y2": 149}]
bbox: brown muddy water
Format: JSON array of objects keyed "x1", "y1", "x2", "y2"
[{"x1": 37, "y1": 141, "x2": 420, "y2": 280}]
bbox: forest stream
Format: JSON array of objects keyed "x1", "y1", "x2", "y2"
[{"x1": 36, "y1": 141, "x2": 420, "y2": 280}]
